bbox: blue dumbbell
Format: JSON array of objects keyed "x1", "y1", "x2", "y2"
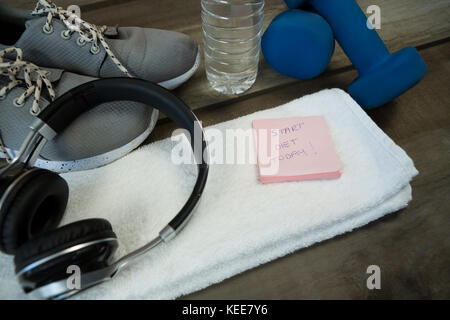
[
  {"x1": 262, "y1": 9, "x2": 335, "y2": 80},
  {"x1": 284, "y1": 0, "x2": 427, "y2": 108}
]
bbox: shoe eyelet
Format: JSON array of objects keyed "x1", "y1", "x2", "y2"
[
  {"x1": 77, "y1": 37, "x2": 86, "y2": 47},
  {"x1": 30, "y1": 108, "x2": 40, "y2": 116},
  {"x1": 61, "y1": 30, "x2": 71, "y2": 40},
  {"x1": 13, "y1": 97, "x2": 25, "y2": 107},
  {"x1": 90, "y1": 45, "x2": 100, "y2": 55},
  {"x1": 0, "y1": 95, "x2": 6, "y2": 101},
  {"x1": 42, "y1": 24, "x2": 54, "y2": 34}
]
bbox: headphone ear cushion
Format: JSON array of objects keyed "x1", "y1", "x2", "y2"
[
  {"x1": 0, "y1": 170, "x2": 69, "y2": 254},
  {"x1": 14, "y1": 218, "x2": 116, "y2": 274}
]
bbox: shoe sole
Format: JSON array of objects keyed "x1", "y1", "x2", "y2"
[
  {"x1": 158, "y1": 46, "x2": 201, "y2": 90},
  {"x1": 32, "y1": 108, "x2": 159, "y2": 173}
]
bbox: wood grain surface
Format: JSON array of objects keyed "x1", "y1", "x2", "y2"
[
  {"x1": 4, "y1": 0, "x2": 450, "y2": 111},
  {"x1": 1, "y1": 0, "x2": 449, "y2": 299},
  {"x1": 183, "y1": 41, "x2": 450, "y2": 299}
]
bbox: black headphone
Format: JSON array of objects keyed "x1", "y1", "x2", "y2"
[{"x1": 0, "y1": 78, "x2": 209, "y2": 299}]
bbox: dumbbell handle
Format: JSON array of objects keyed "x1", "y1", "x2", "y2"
[
  {"x1": 285, "y1": 0, "x2": 426, "y2": 108},
  {"x1": 292, "y1": 0, "x2": 391, "y2": 75}
]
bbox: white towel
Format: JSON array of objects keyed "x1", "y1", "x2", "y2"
[{"x1": 0, "y1": 89, "x2": 418, "y2": 299}]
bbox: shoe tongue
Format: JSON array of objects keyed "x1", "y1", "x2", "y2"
[
  {"x1": 103, "y1": 25, "x2": 119, "y2": 38},
  {"x1": 15, "y1": 66, "x2": 64, "y2": 83},
  {"x1": 24, "y1": 16, "x2": 40, "y2": 28},
  {"x1": 0, "y1": 46, "x2": 64, "y2": 83},
  {"x1": 24, "y1": 14, "x2": 49, "y2": 28},
  {"x1": 0, "y1": 76, "x2": 9, "y2": 87},
  {"x1": 1, "y1": 59, "x2": 63, "y2": 104}
]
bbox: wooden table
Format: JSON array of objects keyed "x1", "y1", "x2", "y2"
[{"x1": 4, "y1": 0, "x2": 449, "y2": 299}]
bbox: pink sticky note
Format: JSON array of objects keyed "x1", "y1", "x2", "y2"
[{"x1": 252, "y1": 116, "x2": 342, "y2": 183}]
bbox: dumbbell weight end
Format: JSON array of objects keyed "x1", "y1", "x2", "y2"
[
  {"x1": 348, "y1": 46, "x2": 426, "y2": 108},
  {"x1": 284, "y1": 0, "x2": 427, "y2": 108}
]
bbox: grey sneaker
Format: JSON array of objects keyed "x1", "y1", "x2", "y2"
[
  {"x1": 0, "y1": 47, "x2": 158, "y2": 172},
  {"x1": 0, "y1": 0, "x2": 200, "y2": 89}
]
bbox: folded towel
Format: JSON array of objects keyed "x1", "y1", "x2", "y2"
[{"x1": 0, "y1": 89, "x2": 418, "y2": 299}]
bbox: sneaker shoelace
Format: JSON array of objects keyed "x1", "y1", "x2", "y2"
[
  {"x1": 0, "y1": 130, "x2": 11, "y2": 162},
  {"x1": 0, "y1": 47, "x2": 55, "y2": 116},
  {"x1": 32, "y1": 0, "x2": 133, "y2": 77}
]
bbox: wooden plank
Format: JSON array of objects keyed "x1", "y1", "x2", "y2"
[
  {"x1": 148, "y1": 40, "x2": 450, "y2": 143},
  {"x1": 3, "y1": 0, "x2": 450, "y2": 111},
  {"x1": 185, "y1": 128, "x2": 450, "y2": 299},
  {"x1": 180, "y1": 40, "x2": 450, "y2": 299},
  {"x1": 1, "y1": 0, "x2": 107, "y2": 8},
  {"x1": 79, "y1": 0, "x2": 450, "y2": 110},
  {"x1": 0, "y1": 0, "x2": 131, "y2": 9},
  {"x1": 3, "y1": 0, "x2": 448, "y2": 299}
]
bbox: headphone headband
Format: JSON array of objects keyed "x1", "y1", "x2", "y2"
[
  {"x1": 2, "y1": 78, "x2": 209, "y2": 298},
  {"x1": 34, "y1": 78, "x2": 208, "y2": 234},
  {"x1": 38, "y1": 78, "x2": 199, "y2": 140}
]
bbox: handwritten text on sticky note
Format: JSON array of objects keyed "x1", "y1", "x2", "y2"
[{"x1": 252, "y1": 116, "x2": 342, "y2": 183}]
